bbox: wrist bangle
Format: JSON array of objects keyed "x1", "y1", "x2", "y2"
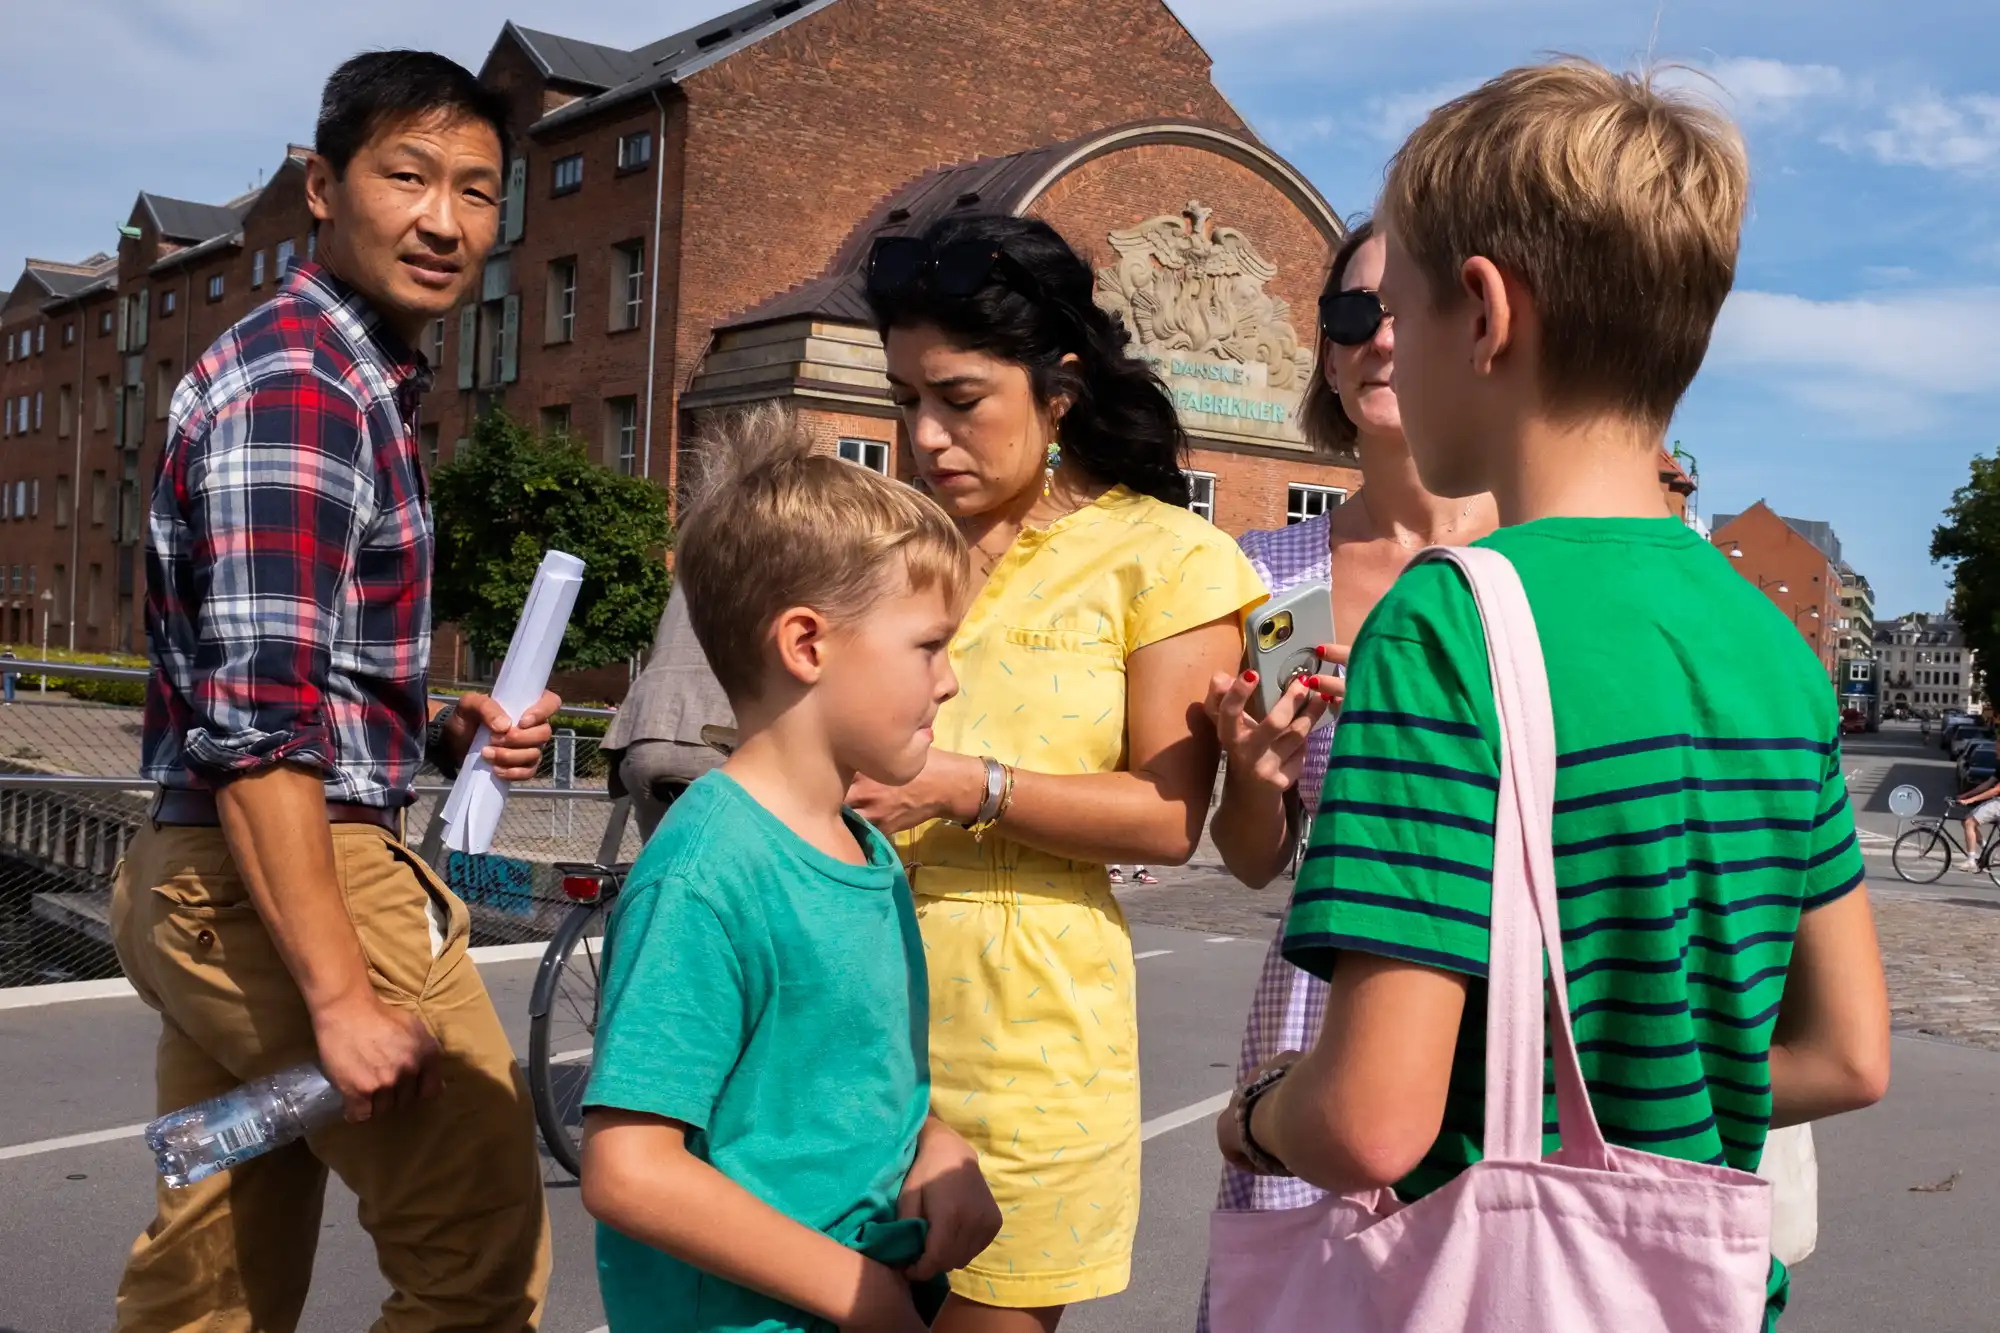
[
  {"x1": 971, "y1": 763, "x2": 1016, "y2": 843},
  {"x1": 960, "y1": 758, "x2": 1004, "y2": 834},
  {"x1": 1237, "y1": 1063, "x2": 1294, "y2": 1177}
]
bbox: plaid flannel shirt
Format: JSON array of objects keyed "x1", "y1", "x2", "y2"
[{"x1": 142, "y1": 262, "x2": 435, "y2": 808}]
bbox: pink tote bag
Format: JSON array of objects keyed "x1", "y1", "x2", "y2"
[{"x1": 1207, "y1": 546, "x2": 1774, "y2": 1333}]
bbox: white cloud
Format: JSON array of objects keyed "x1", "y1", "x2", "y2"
[
  {"x1": 1707, "y1": 289, "x2": 2000, "y2": 428},
  {"x1": 1847, "y1": 91, "x2": 2000, "y2": 174},
  {"x1": 1656, "y1": 57, "x2": 1846, "y2": 121}
]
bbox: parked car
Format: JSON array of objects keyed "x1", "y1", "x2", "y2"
[
  {"x1": 1840, "y1": 709, "x2": 1868, "y2": 737},
  {"x1": 1943, "y1": 721, "x2": 1987, "y2": 754},
  {"x1": 1962, "y1": 740, "x2": 1998, "y2": 789},
  {"x1": 1952, "y1": 724, "x2": 1996, "y2": 760}
]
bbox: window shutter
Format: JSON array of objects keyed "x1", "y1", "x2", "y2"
[
  {"x1": 456, "y1": 305, "x2": 477, "y2": 390},
  {"x1": 133, "y1": 291, "x2": 149, "y2": 349},
  {"x1": 112, "y1": 387, "x2": 126, "y2": 448},
  {"x1": 500, "y1": 294, "x2": 521, "y2": 384},
  {"x1": 505, "y1": 158, "x2": 527, "y2": 245}
]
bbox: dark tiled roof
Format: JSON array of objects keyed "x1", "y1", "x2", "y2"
[
  {"x1": 141, "y1": 193, "x2": 246, "y2": 244},
  {"x1": 519, "y1": 0, "x2": 840, "y2": 133}
]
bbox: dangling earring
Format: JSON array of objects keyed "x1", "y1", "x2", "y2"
[{"x1": 1043, "y1": 439, "x2": 1061, "y2": 498}]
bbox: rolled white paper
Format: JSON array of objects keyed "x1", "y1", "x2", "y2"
[{"x1": 441, "y1": 550, "x2": 586, "y2": 854}]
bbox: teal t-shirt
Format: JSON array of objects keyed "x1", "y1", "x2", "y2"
[
  {"x1": 585, "y1": 771, "x2": 935, "y2": 1333},
  {"x1": 1284, "y1": 518, "x2": 1866, "y2": 1330}
]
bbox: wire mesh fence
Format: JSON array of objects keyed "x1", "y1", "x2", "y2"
[{"x1": 0, "y1": 659, "x2": 641, "y2": 988}]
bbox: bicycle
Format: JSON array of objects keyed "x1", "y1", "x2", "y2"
[
  {"x1": 526, "y1": 855, "x2": 628, "y2": 1178},
  {"x1": 1890, "y1": 809, "x2": 2000, "y2": 887}
]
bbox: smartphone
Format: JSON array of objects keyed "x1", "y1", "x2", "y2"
[{"x1": 1243, "y1": 582, "x2": 1335, "y2": 718}]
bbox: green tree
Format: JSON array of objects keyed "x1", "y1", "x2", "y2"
[
  {"x1": 1931, "y1": 450, "x2": 2000, "y2": 706},
  {"x1": 431, "y1": 411, "x2": 672, "y2": 673}
]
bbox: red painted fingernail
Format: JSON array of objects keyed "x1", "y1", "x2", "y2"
[{"x1": 1243, "y1": 670, "x2": 1259, "y2": 684}]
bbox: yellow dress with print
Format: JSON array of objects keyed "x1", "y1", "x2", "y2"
[{"x1": 897, "y1": 485, "x2": 1265, "y2": 1307}]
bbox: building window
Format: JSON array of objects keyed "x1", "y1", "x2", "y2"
[
  {"x1": 553, "y1": 154, "x2": 584, "y2": 195},
  {"x1": 541, "y1": 404, "x2": 573, "y2": 438},
  {"x1": 156, "y1": 362, "x2": 175, "y2": 419},
  {"x1": 13, "y1": 484, "x2": 26, "y2": 521},
  {"x1": 611, "y1": 242, "x2": 644, "y2": 331},
  {"x1": 90, "y1": 472, "x2": 107, "y2": 526},
  {"x1": 3, "y1": 399, "x2": 11, "y2": 436},
  {"x1": 161, "y1": 289, "x2": 177, "y2": 317},
  {"x1": 1287, "y1": 484, "x2": 1347, "y2": 524},
  {"x1": 55, "y1": 475, "x2": 71, "y2": 529},
  {"x1": 18, "y1": 330, "x2": 30, "y2": 358},
  {"x1": 837, "y1": 438, "x2": 891, "y2": 474},
  {"x1": 32, "y1": 391, "x2": 42, "y2": 431},
  {"x1": 1185, "y1": 470, "x2": 1217, "y2": 522},
  {"x1": 276, "y1": 239, "x2": 296, "y2": 278},
  {"x1": 607, "y1": 396, "x2": 638, "y2": 474},
  {"x1": 546, "y1": 258, "x2": 577, "y2": 343},
  {"x1": 617, "y1": 131, "x2": 653, "y2": 172},
  {"x1": 27, "y1": 481, "x2": 36, "y2": 518},
  {"x1": 35, "y1": 325, "x2": 44, "y2": 354},
  {"x1": 418, "y1": 424, "x2": 440, "y2": 471},
  {"x1": 99, "y1": 309, "x2": 113, "y2": 336},
  {"x1": 62, "y1": 322, "x2": 75, "y2": 347},
  {"x1": 58, "y1": 385, "x2": 72, "y2": 438},
  {"x1": 93, "y1": 377, "x2": 109, "y2": 431},
  {"x1": 207, "y1": 274, "x2": 225, "y2": 303},
  {"x1": 252, "y1": 250, "x2": 267, "y2": 288}
]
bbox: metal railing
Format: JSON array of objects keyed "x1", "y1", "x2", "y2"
[{"x1": 0, "y1": 661, "x2": 638, "y2": 988}]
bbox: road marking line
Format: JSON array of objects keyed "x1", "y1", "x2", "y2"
[
  {"x1": 552, "y1": 1047, "x2": 593, "y2": 1065},
  {"x1": 0, "y1": 1122, "x2": 147, "y2": 1162},
  {"x1": 0, "y1": 941, "x2": 556, "y2": 1011},
  {"x1": 1205, "y1": 936, "x2": 1236, "y2": 944},
  {"x1": 1133, "y1": 949, "x2": 1173, "y2": 960},
  {"x1": 1140, "y1": 1092, "x2": 1231, "y2": 1141}
]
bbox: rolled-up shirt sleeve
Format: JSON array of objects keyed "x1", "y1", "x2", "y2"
[{"x1": 177, "y1": 371, "x2": 375, "y2": 780}]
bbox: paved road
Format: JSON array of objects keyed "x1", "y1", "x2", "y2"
[{"x1": 6, "y1": 719, "x2": 2000, "y2": 1331}]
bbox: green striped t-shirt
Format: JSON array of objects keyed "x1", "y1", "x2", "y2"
[{"x1": 1283, "y1": 517, "x2": 1865, "y2": 1327}]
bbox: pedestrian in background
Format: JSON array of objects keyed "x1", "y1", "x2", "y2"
[
  {"x1": 113, "y1": 52, "x2": 557, "y2": 1332},
  {"x1": 851, "y1": 213, "x2": 1266, "y2": 1332},
  {"x1": 1193, "y1": 215, "x2": 1497, "y2": 1331}
]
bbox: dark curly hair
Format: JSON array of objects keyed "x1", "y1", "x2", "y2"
[{"x1": 866, "y1": 213, "x2": 1191, "y2": 507}]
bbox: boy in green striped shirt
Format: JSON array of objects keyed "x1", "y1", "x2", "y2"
[{"x1": 1217, "y1": 60, "x2": 1891, "y2": 1328}]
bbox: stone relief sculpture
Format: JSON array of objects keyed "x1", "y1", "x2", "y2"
[{"x1": 1093, "y1": 200, "x2": 1315, "y2": 392}]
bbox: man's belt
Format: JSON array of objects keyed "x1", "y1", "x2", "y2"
[{"x1": 151, "y1": 787, "x2": 400, "y2": 832}]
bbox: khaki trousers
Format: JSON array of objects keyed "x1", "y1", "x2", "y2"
[{"x1": 109, "y1": 822, "x2": 551, "y2": 1333}]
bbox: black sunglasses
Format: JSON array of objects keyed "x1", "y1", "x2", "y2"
[
  {"x1": 1318, "y1": 288, "x2": 1389, "y2": 347},
  {"x1": 866, "y1": 235, "x2": 1045, "y2": 304}
]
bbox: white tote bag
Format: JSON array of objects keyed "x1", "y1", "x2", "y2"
[{"x1": 1758, "y1": 1123, "x2": 1818, "y2": 1266}]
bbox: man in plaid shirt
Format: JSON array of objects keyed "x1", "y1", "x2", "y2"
[{"x1": 113, "y1": 52, "x2": 553, "y2": 1332}]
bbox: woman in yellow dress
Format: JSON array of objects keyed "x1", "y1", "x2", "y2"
[{"x1": 850, "y1": 214, "x2": 1265, "y2": 1333}]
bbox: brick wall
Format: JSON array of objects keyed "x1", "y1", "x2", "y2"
[{"x1": 1709, "y1": 503, "x2": 1841, "y2": 680}]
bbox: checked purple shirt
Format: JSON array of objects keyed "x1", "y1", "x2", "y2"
[{"x1": 142, "y1": 263, "x2": 436, "y2": 808}]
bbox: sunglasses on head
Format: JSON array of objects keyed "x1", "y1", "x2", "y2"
[
  {"x1": 866, "y1": 235, "x2": 1045, "y2": 304},
  {"x1": 1318, "y1": 288, "x2": 1389, "y2": 347}
]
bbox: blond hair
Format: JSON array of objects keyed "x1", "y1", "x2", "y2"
[
  {"x1": 675, "y1": 405, "x2": 969, "y2": 704},
  {"x1": 1380, "y1": 58, "x2": 1749, "y2": 429}
]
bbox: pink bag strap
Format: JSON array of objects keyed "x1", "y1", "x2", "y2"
[{"x1": 1414, "y1": 547, "x2": 1608, "y2": 1166}]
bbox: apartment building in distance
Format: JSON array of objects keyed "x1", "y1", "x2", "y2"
[
  {"x1": 1873, "y1": 614, "x2": 1980, "y2": 719},
  {"x1": 1710, "y1": 502, "x2": 1845, "y2": 682}
]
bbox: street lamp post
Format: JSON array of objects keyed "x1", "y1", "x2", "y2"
[
  {"x1": 38, "y1": 589, "x2": 53, "y2": 695},
  {"x1": 1757, "y1": 575, "x2": 1791, "y2": 595}
]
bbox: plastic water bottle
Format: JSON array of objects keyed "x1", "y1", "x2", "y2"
[{"x1": 145, "y1": 1063, "x2": 344, "y2": 1187}]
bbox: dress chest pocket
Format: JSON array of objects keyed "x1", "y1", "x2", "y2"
[{"x1": 990, "y1": 627, "x2": 1128, "y2": 774}]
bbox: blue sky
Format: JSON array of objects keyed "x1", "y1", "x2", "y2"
[{"x1": 3, "y1": 0, "x2": 1995, "y2": 614}]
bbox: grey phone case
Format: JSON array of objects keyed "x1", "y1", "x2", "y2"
[{"x1": 1243, "y1": 581, "x2": 1334, "y2": 717}]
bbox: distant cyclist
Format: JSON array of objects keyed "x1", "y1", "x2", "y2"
[{"x1": 1955, "y1": 773, "x2": 2000, "y2": 872}]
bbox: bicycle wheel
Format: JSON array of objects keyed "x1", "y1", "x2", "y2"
[
  {"x1": 1892, "y1": 826, "x2": 1953, "y2": 885},
  {"x1": 527, "y1": 900, "x2": 608, "y2": 1178}
]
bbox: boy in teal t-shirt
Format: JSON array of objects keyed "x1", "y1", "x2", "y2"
[
  {"x1": 581, "y1": 412, "x2": 997, "y2": 1333},
  {"x1": 1216, "y1": 60, "x2": 1892, "y2": 1331}
]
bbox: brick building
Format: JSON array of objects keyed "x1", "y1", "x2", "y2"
[
  {"x1": 1, "y1": 0, "x2": 1371, "y2": 677},
  {"x1": 1709, "y1": 502, "x2": 1845, "y2": 682}
]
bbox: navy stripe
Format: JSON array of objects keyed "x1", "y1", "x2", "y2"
[
  {"x1": 1567, "y1": 953, "x2": 1684, "y2": 981},
  {"x1": 1577, "y1": 1036, "x2": 1699, "y2": 1059},
  {"x1": 1290, "y1": 885, "x2": 1491, "y2": 926},
  {"x1": 1328, "y1": 754, "x2": 1500, "y2": 791},
  {"x1": 1571, "y1": 995, "x2": 1691, "y2": 1021},
  {"x1": 1598, "y1": 1114, "x2": 1719, "y2": 1145},
  {"x1": 1692, "y1": 816, "x2": 1819, "y2": 835},
  {"x1": 1802, "y1": 865, "x2": 1866, "y2": 911},
  {"x1": 1812, "y1": 793, "x2": 1851, "y2": 830},
  {"x1": 1322, "y1": 799, "x2": 1496, "y2": 836},
  {"x1": 1558, "y1": 813, "x2": 1846, "y2": 853},
  {"x1": 1719, "y1": 1133, "x2": 1767, "y2": 1156},
  {"x1": 1688, "y1": 963, "x2": 1791, "y2": 994},
  {"x1": 1301, "y1": 843, "x2": 1489, "y2": 883},
  {"x1": 1692, "y1": 999, "x2": 1784, "y2": 1030},
  {"x1": 1283, "y1": 931, "x2": 1485, "y2": 976},
  {"x1": 1687, "y1": 929, "x2": 1796, "y2": 956},
  {"x1": 1808, "y1": 832, "x2": 1858, "y2": 869},
  {"x1": 1589, "y1": 1075, "x2": 1711, "y2": 1102},
  {"x1": 1705, "y1": 1072, "x2": 1773, "y2": 1098},
  {"x1": 1555, "y1": 822, "x2": 1688, "y2": 856},
  {"x1": 1341, "y1": 709, "x2": 1484, "y2": 740},
  {"x1": 1698, "y1": 1042, "x2": 1770, "y2": 1065},
  {"x1": 1555, "y1": 775, "x2": 1822, "y2": 815},
  {"x1": 1558, "y1": 734, "x2": 1832, "y2": 768},
  {"x1": 1563, "y1": 904, "x2": 1690, "y2": 941}
]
